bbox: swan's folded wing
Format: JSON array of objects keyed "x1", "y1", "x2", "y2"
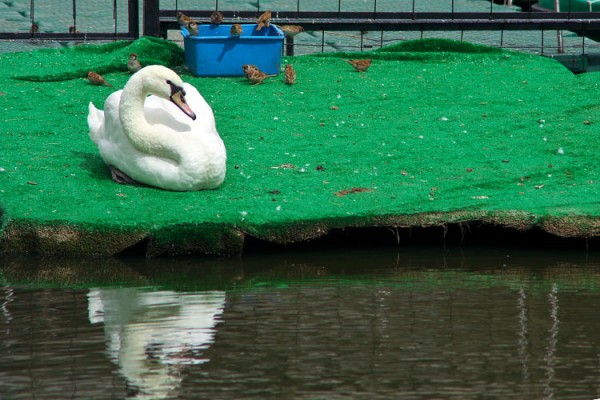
[
  {"x1": 144, "y1": 96, "x2": 195, "y2": 134},
  {"x1": 144, "y1": 83, "x2": 218, "y2": 135},
  {"x1": 87, "y1": 102, "x2": 104, "y2": 145},
  {"x1": 88, "y1": 90, "x2": 125, "y2": 144},
  {"x1": 182, "y1": 83, "x2": 215, "y2": 122}
]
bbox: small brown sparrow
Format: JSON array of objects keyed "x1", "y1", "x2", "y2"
[
  {"x1": 68, "y1": 25, "x2": 80, "y2": 33},
  {"x1": 127, "y1": 53, "x2": 142, "y2": 73},
  {"x1": 345, "y1": 59, "x2": 372, "y2": 72},
  {"x1": 242, "y1": 64, "x2": 261, "y2": 78},
  {"x1": 210, "y1": 10, "x2": 223, "y2": 25},
  {"x1": 246, "y1": 70, "x2": 276, "y2": 85},
  {"x1": 230, "y1": 23, "x2": 242, "y2": 36},
  {"x1": 256, "y1": 10, "x2": 271, "y2": 31},
  {"x1": 278, "y1": 25, "x2": 304, "y2": 38},
  {"x1": 176, "y1": 11, "x2": 194, "y2": 27},
  {"x1": 187, "y1": 21, "x2": 199, "y2": 36},
  {"x1": 284, "y1": 64, "x2": 296, "y2": 85},
  {"x1": 87, "y1": 71, "x2": 112, "y2": 87},
  {"x1": 31, "y1": 23, "x2": 39, "y2": 33}
]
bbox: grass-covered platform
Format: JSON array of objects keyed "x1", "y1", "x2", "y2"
[{"x1": 1, "y1": 37, "x2": 599, "y2": 256}]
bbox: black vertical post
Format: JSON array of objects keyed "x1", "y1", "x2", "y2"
[
  {"x1": 72, "y1": 0, "x2": 76, "y2": 32},
  {"x1": 113, "y1": 0, "x2": 117, "y2": 36},
  {"x1": 582, "y1": 25, "x2": 586, "y2": 57},
  {"x1": 30, "y1": 0, "x2": 35, "y2": 37},
  {"x1": 143, "y1": 0, "x2": 161, "y2": 37},
  {"x1": 286, "y1": 36, "x2": 295, "y2": 56},
  {"x1": 129, "y1": 0, "x2": 139, "y2": 38}
]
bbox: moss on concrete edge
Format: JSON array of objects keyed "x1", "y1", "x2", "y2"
[
  {"x1": 0, "y1": 220, "x2": 149, "y2": 256},
  {"x1": 0, "y1": 219, "x2": 247, "y2": 257},
  {"x1": 1, "y1": 211, "x2": 598, "y2": 257}
]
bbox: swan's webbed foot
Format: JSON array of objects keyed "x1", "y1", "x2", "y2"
[{"x1": 109, "y1": 165, "x2": 138, "y2": 185}]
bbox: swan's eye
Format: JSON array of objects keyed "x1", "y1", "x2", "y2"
[
  {"x1": 167, "y1": 80, "x2": 185, "y2": 97},
  {"x1": 166, "y1": 80, "x2": 172, "y2": 85}
]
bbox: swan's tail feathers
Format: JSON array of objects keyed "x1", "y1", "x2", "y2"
[{"x1": 87, "y1": 102, "x2": 104, "y2": 145}]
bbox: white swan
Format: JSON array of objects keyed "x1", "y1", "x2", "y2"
[{"x1": 87, "y1": 65, "x2": 226, "y2": 191}]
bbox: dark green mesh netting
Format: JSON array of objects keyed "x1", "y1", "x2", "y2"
[{"x1": 0, "y1": 36, "x2": 599, "y2": 256}]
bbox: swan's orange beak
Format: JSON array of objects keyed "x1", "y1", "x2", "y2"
[{"x1": 170, "y1": 90, "x2": 196, "y2": 120}]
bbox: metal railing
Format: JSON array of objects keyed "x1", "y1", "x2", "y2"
[
  {"x1": 3, "y1": 0, "x2": 600, "y2": 69},
  {"x1": 0, "y1": 0, "x2": 139, "y2": 41},
  {"x1": 143, "y1": 1, "x2": 600, "y2": 59},
  {"x1": 148, "y1": 10, "x2": 600, "y2": 36}
]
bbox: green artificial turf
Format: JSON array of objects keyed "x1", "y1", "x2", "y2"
[{"x1": 0, "y1": 37, "x2": 599, "y2": 256}]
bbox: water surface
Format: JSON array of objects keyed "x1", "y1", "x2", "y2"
[{"x1": 2, "y1": 247, "x2": 600, "y2": 399}]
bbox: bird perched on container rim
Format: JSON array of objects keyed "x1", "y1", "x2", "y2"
[
  {"x1": 210, "y1": 10, "x2": 223, "y2": 25},
  {"x1": 256, "y1": 10, "x2": 271, "y2": 31}
]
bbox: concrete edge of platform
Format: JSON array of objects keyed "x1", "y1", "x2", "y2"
[{"x1": 1, "y1": 212, "x2": 599, "y2": 257}]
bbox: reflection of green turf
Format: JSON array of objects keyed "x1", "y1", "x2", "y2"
[
  {"x1": 0, "y1": 37, "x2": 599, "y2": 256},
  {"x1": 3, "y1": 248, "x2": 600, "y2": 292}
]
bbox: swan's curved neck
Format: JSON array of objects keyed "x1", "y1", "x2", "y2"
[{"x1": 119, "y1": 75, "x2": 181, "y2": 162}]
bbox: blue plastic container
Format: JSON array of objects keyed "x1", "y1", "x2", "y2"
[{"x1": 182, "y1": 24, "x2": 284, "y2": 77}]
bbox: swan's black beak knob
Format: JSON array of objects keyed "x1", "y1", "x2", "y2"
[{"x1": 168, "y1": 82, "x2": 196, "y2": 121}]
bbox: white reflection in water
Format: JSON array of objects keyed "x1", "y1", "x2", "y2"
[
  {"x1": 544, "y1": 284, "x2": 560, "y2": 400},
  {"x1": 517, "y1": 286, "x2": 530, "y2": 382},
  {"x1": 87, "y1": 288, "x2": 225, "y2": 399},
  {"x1": 1, "y1": 284, "x2": 14, "y2": 333}
]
